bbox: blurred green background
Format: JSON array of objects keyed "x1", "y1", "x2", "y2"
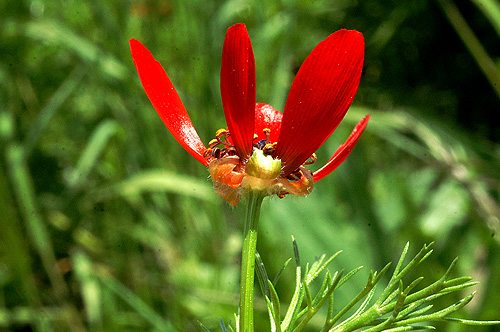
[{"x1": 1, "y1": 0, "x2": 499, "y2": 331}]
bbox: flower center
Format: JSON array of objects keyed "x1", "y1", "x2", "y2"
[
  {"x1": 203, "y1": 127, "x2": 282, "y2": 163},
  {"x1": 204, "y1": 127, "x2": 319, "y2": 181},
  {"x1": 205, "y1": 127, "x2": 315, "y2": 204}
]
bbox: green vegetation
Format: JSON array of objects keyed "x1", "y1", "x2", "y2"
[{"x1": 1, "y1": 0, "x2": 499, "y2": 331}]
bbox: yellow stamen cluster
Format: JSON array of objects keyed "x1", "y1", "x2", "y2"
[{"x1": 203, "y1": 128, "x2": 236, "y2": 162}]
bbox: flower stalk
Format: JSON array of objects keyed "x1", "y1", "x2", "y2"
[{"x1": 239, "y1": 190, "x2": 265, "y2": 332}]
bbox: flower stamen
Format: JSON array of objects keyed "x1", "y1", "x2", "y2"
[
  {"x1": 303, "y1": 153, "x2": 317, "y2": 165},
  {"x1": 262, "y1": 143, "x2": 277, "y2": 156},
  {"x1": 215, "y1": 128, "x2": 230, "y2": 140},
  {"x1": 262, "y1": 128, "x2": 271, "y2": 142},
  {"x1": 204, "y1": 129, "x2": 238, "y2": 162},
  {"x1": 252, "y1": 128, "x2": 277, "y2": 156}
]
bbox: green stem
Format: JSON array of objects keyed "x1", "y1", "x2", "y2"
[{"x1": 239, "y1": 191, "x2": 265, "y2": 332}]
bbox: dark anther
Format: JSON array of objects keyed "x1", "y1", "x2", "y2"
[
  {"x1": 224, "y1": 147, "x2": 237, "y2": 157},
  {"x1": 254, "y1": 139, "x2": 267, "y2": 150},
  {"x1": 262, "y1": 143, "x2": 276, "y2": 156},
  {"x1": 212, "y1": 147, "x2": 222, "y2": 158}
]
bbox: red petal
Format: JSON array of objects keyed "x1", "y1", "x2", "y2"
[
  {"x1": 130, "y1": 39, "x2": 208, "y2": 166},
  {"x1": 254, "y1": 103, "x2": 282, "y2": 142},
  {"x1": 220, "y1": 24, "x2": 256, "y2": 161},
  {"x1": 313, "y1": 115, "x2": 369, "y2": 182},
  {"x1": 276, "y1": 30, "x2": 364, "y2": 175}
]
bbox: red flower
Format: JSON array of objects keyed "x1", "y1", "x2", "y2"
[{"x1": 130, "y1": 24, "x2": 369, "y2": 206}]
